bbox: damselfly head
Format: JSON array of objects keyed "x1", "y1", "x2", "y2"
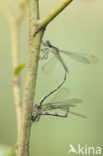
[
  {"x1": 34, "y1": 104, "x2": 41, "y2": 110},
  {"x1": 45, "y1": 40, "x2": 51, "y2": 47}
]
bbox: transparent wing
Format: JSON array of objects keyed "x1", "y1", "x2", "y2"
[
  {"x1": 41, "y1": 56, "x2": 57, "y2": 73},
  {"x1": 52, "y1": 98, "x2": 82, "y2": 105},
  {"x1": 52, "y1": 88, "x2": 70, "y2": 102},
  {"x1": 50, "y1": 98, "x2": 82, "y2": 111},
  {"x1": 69, "y1": 111, "x2": 86, "y2": 118},
  {"x1": 60, "y1": 50, "x2": 97, "y2": 64}
]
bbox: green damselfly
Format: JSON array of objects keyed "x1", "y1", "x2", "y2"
[
  {"x1": 41, "y1": 40, "x2": 97, "y2": 73},
  {"x1": 32, "y1": 88, "x2": 86, "y2": 122}
]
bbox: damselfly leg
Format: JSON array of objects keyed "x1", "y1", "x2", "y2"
[
  {"x1": 39, "y1": 48, "x2": 49, "y2": 60},
  {"x1": 40, "y1": 110, "x2": 69, "y2": 118}
]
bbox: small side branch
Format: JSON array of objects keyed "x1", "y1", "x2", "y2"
[{"x1": 38, "y1": 0, "x2": 73, "y2": 27}]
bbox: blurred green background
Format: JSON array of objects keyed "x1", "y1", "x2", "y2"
[{"x1": 0, "y1": 0, "x2": 103, "y2": 155}]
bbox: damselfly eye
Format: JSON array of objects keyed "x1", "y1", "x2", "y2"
[
  {"x1": 45, "y1": 40, "x2": 51, "y2": 47},
  {"x1": 34, "y1": 104, "x2": 41, "y2": 109},
  {"x1": 34, "y1": 104, "x2": 38, "y2": 108}
]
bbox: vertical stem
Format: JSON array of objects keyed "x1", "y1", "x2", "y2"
[
  {"x1": 17, "y1": 0, "x2": 44, "y2": 155},
  {"x1": 0, "y1": 0, "x2": 22, "y2": 151},
  {"x1": 10, "y1": 21, "x2": 22, "y2": 150}
]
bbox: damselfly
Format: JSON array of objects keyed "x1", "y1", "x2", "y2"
[
  {"x1": 41, "y1": 40, "x2": 97, "y2": 73},
  {"x1": 32, "y1": 88, "x2": 86, "y2": 122}
]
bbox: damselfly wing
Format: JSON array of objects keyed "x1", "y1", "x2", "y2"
[
  {"x1": 41, "y1": 40, "x2": 97, "y2": 73},
  {"x1": 41, "y1": 98, "x2": 82, "y2": 111},
  {"x1": 39, "y1": 88, "x2": 85, "y2": 118},
  {"x1": 60, "y1": 50, "x2": 97, "y2": 64},
  {"x1": 41, "y1": 56, "x2": 57, "y2": 73},
  {"x1": 51, "y1": 87, "x2": 69, "y2": 102}
]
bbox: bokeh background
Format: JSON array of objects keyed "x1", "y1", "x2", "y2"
[{"x1": 0, "y1": 0, "x2": 103, "y2": 155}]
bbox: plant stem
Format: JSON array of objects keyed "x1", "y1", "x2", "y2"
[
  {"x1": 0, "y1": 0, "x2": 22, "y2": 151},
  {"x1": 11, "y1": 21, "x2": 22, "y2": 150},
  {"x1": 17, "y1": 0, "x2": 43, "y2": 155}
]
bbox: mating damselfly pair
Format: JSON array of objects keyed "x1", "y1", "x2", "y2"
[
  {"x1": 14, "y1": 40, "x2": 97, "y2": 121},
  {"x1": 31, "y1": 40, "x2": 97, "y2": 122}
]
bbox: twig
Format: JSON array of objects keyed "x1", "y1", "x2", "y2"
[
  {"x1": 37, "y1": 0, "x2": 73, "y2": 28},
  {"x1": 11, "y1": 21, "x2": 22, "y2": 149},
  {"x1": 0, "y1": 0, "x2": 22, "y2": 151}
]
